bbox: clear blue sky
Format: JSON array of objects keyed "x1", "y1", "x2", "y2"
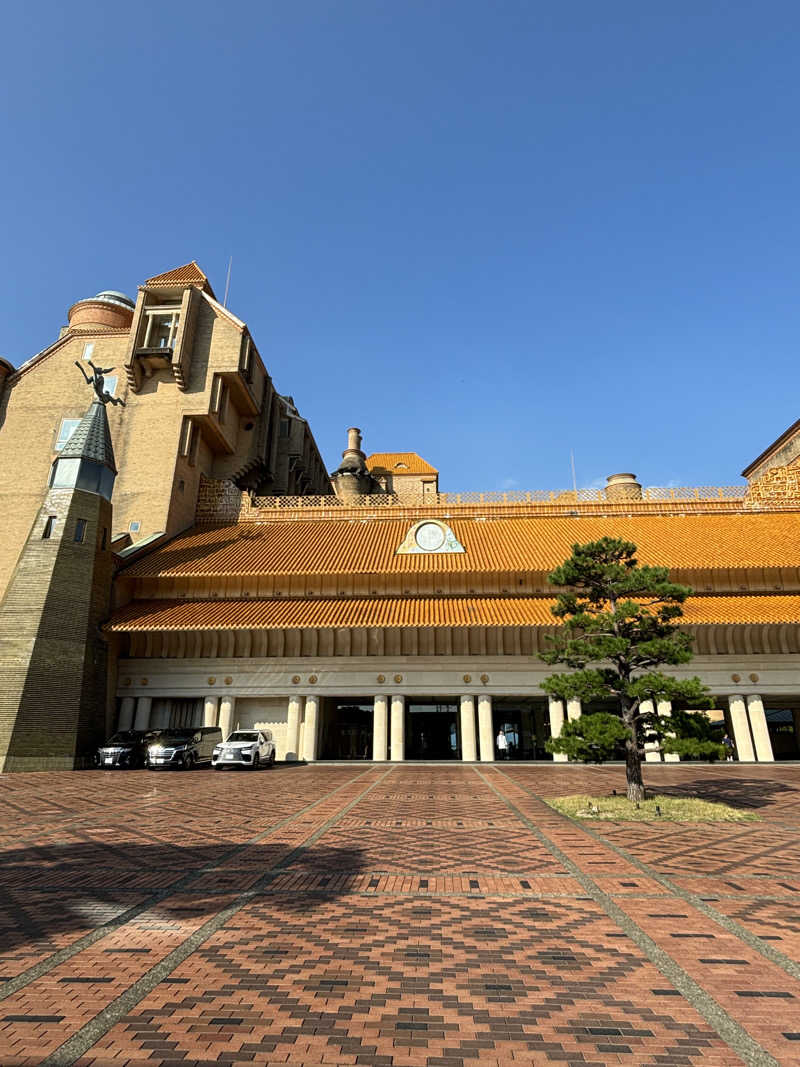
[{"x1": 2, "y1": 2, "x2": 799, "y2": 491}]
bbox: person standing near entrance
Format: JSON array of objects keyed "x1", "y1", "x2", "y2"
[{"x1": 496, "y1": 729, "x2": 508, "y2": 759}]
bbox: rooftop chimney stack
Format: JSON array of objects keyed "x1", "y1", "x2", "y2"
[
  {"x1": 345, "y1": 427, "x2": 364, "y2": 457},
  {"x1": 605, "y1": 472, "x2": 643, "y2": 502},
  {"x1": 330, "y1": 426, "x2": 382, "y2": 500}
]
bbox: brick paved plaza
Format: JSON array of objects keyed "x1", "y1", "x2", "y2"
[{"x1": 1, "y1": 764, "x2": 799, "y2": 1067}]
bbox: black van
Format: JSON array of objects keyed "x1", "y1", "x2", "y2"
[
  {"x1": 96, "y1": 730, "x2": 162, "y2": 769},
  {"x1": 145, "y1": 726, "x2": 223, "y2": 769}
]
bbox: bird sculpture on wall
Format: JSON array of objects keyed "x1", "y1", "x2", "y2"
[{"x1": 74, "y1": 360, "x2": 126, "y2": 407}]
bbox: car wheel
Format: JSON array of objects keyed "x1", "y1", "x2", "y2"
[
  {"x1": 268, "y1": 750, "x2": 275, "y2": 767},
  {"x1": 252, "y1": 753, "x2": 260, "y2": 771}
]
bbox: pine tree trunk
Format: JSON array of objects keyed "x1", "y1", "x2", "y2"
[
  {"x1": 626, "y1": 741, "x2": 645, "y2": 803},
  {"x1": 622, "y1": 703, "x2": 646, "y2": 803}
]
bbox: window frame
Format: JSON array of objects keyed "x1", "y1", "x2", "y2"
[
  {"x1": 141, "y1": 305, "x2": 181, "y2": 350},
  {"x1": 55, "y1": 417, "x2": 81, "y2": 452}
]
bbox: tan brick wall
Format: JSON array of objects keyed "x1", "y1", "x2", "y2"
[
  {"x1": 745, "y1": 459, "x2": 800, "y2": 507},
  {"x1": 195, "y1": 476, "x2": 246, "y2": 524},
  {"x1": 0, "y1": 487, "x2": 114, "y2": 770}
]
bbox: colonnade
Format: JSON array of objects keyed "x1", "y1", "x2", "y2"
[{"x1": 116, "y1": 690, "x2": 777, "y2": 762}]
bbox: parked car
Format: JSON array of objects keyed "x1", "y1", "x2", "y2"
[
  {"x1": 96, "y1": 730, "x2": 161, "y2": 769},
  {"x1": 212, "y1": 730, "x2": 276, "y2": 770},
  {"x1": 145, "y1": 726, "x2": 222, "y2": 770}
]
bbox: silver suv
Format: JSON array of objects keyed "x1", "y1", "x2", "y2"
[
  {"x1": 212, "y1": 730, "x2": 276, "y2": 770},
  {"x1": 146, "y1": 727, "x2": 223, "y2": 770}
]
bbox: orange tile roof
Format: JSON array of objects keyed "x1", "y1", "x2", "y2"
[
  {"x1": 122, "y1": 511, "x2": 800, "y2": 579},
  {"x1": 107, "y1": 594, "x2": 800, "y2": 632},
  {"x1": 367, "y1": 452, "x2": 438, "y2": 475},
  {"x1": 144, "y1": 262, "x2": 208, "y2": 287}
]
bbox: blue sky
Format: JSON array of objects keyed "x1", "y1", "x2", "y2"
[{"x1": 2, "y1": 2, "x2": 799, "y2": 491}]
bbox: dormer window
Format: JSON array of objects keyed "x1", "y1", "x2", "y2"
[{"x1": 141, "y1": 306, "x2": 181, "y2": 351}]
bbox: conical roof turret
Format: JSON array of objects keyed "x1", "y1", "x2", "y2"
[{"x1": 60, "y1": 398, "x2": 117, "y2": 474}]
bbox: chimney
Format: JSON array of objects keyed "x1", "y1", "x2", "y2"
[
  {"x1": 330, "y1": 426, "x2": 377, "y2": 500},
  {"x1": 605, "y1": 472, "x2": 642, "y2": 502},
  {"x1": 345, "y1": 427, "x2": 363, "y2": 456}
]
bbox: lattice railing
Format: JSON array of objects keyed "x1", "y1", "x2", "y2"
[{"x1": 249, "y1": 486, "x2": 747, "y2": 509}]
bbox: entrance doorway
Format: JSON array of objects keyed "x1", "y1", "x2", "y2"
[
  {"x1": 406, "y1": 700, "x2": 460, "y2": 760},
  {"x1": 318, "y1": 698, "x2": 373, "y2": 759},
  {"x1": 765, "y1": 701, "x2": 800, "y2": 760},
  {"x1": 492, "y1": 698, "x2": 551, "y2": 760}
]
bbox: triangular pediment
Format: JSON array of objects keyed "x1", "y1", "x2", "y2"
[
  {"x1": 396, "y1": 520, "x2": 465, "y2": 555},
  {"x1": 144, "y1": 261, "x2": 213, "y2": 294}
]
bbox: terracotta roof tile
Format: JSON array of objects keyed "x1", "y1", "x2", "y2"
[
  {"x1": 367, "y1": 452, "x2": 438, "y2": 475},
  {"x1": 144, "y1": 262, "x2": 208, "y2": 287},
  {"x1": 107, "y1": 594, "x2": 800, "y2": 632},
  {"x1": 122, "y1": 512, "x2": 800, "y2": 579}
]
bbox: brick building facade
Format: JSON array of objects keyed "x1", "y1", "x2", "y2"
[{"x1": 0, "y1": 262, "x2": 330, "y2": 602}]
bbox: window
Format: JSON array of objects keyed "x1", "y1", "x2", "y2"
[
  {"x1": 141, "y1": 306, "x2": 181, "y2": 350},
  {"x1": 240, "y1": 337, "x2": 254, "y2": 381},
  {"x1": 129, "y1": 520, "x2": 141, "y2": 533},
  {"x1": 211, "y1": 377, "x2": 228, "y2": 420},
  {"x1": 42, "y1": 516, "x2": 56, "y2": 539},
  {"x1": 279, "y1": 417, "x2": 290, "y2": 439},
  {"x1": 101, "y1": 527, "x2": 107, "y2": 550},
  {"x1": 74, "y1": 519, "x2": 87, "y2": 543},
  {"x1": 82, "y1": 342, "x2": 94, "y2": 361},
  {"x1": 179, "y1": 418, "x2": 199, "y2": 465},
  {"x1": 104, "y1": 375, "x2": 117, "y2": 397},
  {"x1": 55, "y1": 418, "x2": 81, "y2": 451}
]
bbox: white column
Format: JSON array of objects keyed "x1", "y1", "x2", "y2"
[
  {"x1": 641, "y1": 699, "x2": 661, "y2": 762},
  {"x1": 285, "y1": 694, "x2": 302, "y2": 761},
  {"x1": 203, "y1": 695, "x2": 219, "y2": 728},
  {"x1": 372, "y1": 695, "x2": 388, "y2": 761},
  {"x1": 746, "y1": 695, "x2": 774, "y2": 762},
  {"x1": 133, "y1": 696, "x2": 152, "y2": 731},
  {"x1": 118, "y1": 697, "x2": 135, "y2": 732},
  {"x1": 390, "y1": 694, "x2": 405, "y2": 761},
  {"x1": 302, "y1": 695, "x2": 319, "y2": 761},
  {"x1": 477, "y1": 694, "x2": 494, "y2": 762},
  {"x1": 728, "y1": 695, "x2": 755, "y2": 762},
  {"x1": 219, "y1": 695, "x2": 236, "y2": 741},
  {"x1": 567, "y1": 698, "x2": 582, "y2": 722},
  {"x1": 549, "y1": 697, "x2": 567, "y2": 762},
  {"x1": 657, "y1": 699, "x2": 680, "y2": 762},
  {"x1": 460, "y1": 695, "x2": 477, "y2": 762}
]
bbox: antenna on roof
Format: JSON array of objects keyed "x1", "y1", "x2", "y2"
[
  {"x1": 223, "y1": 256, "x2": 233, "y2": 307},
  {"x1": 570, "y1": 450, "x2": 577, "y2": 496}
]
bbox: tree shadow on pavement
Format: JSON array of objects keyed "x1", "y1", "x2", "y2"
[
  {"x1": 654, "y1": 774, "x2": 800, "y2": 810},
  {"x1": 0, "y1": 841, "x2": 365, "y2": 961}
]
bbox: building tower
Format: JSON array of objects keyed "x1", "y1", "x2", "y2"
[{"x1": 0, "y1": 370, "x2": 118, "y2": 771}]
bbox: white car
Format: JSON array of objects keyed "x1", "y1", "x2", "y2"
[{"x1": 212, "y1": 730, "x2": 276, "y2": 770}]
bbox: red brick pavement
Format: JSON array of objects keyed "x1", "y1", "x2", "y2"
[{"x1": 0, "y1": 762, "x2": 798, "y2": 1066}]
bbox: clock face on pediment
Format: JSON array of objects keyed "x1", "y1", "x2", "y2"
[
  {"x1": 396, "y1": 520, "x2": 466, "y2": 555},
  {"x1": 415, "y1": 521, "x2": 446, "y2": 551}
]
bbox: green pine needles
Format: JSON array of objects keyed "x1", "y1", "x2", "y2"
[{"x1": 541, "y1": 537, "x2": 723, "y2": 801}]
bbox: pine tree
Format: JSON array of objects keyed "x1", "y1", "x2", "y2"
[{"x1": 541, "y1": 537, "x2": 721, "y2": 801}]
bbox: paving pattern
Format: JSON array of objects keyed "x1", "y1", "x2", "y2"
[{"x1": 1, "y1": 762, "x2": 799, "y2": 1066}]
